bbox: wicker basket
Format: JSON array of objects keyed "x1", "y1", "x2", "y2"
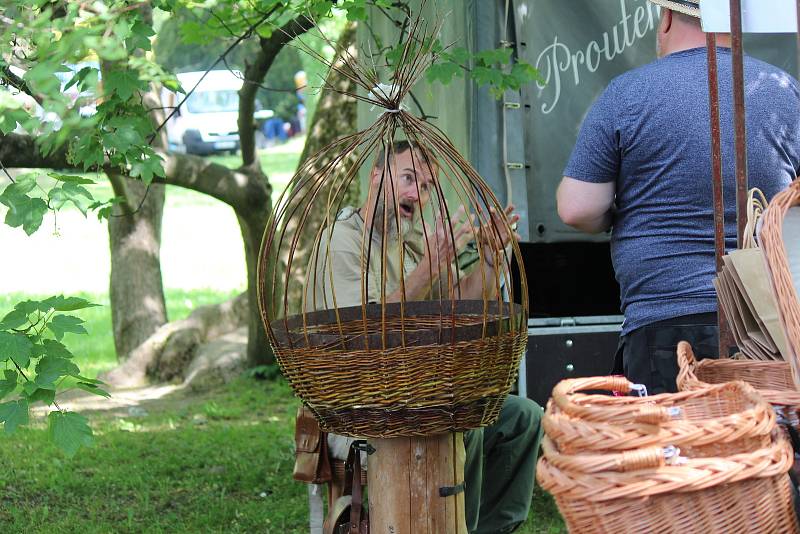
[
  {"x1": 677, "y1": 341, "x2": 800, "y2": 408},
  {"x1": 761, "y1": 179, "x2": 800, "y2": 390},
  {"x1": 546, "y1": 376, "x2": 775, "y2": 457},
  {"x1": 269, "y1": 300, "x2": 526, "y2": 437},
  {"x1": 537, "y1": 433, "x2": 799, "y2": 534}
]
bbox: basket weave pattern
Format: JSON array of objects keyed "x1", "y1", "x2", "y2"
[
  {"x1": 547, "y1": 377, "x2": 774, "y2": 457},
  {"x1": 761, "y1": 179, "x2": 800, "y2": 389},
  {"x1": 677, "y1": 341, "x2": 800, "y2": 407},
  {"x1": 538, "y1": 436, "x2": 797, "y2": 534},
  {"x1": 538, "y1": 376, "x2": 799, "y2": 533},
  {"x1": 270, "y1": 301, "x2": 526, "y2": 437}
]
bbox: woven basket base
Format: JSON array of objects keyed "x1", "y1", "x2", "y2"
[
  {"x1": 555, "y1": 475, "x2": 798, "y2": 534},
  {"x1": 315, "y1": 396, "x2": 506, "y2": 437}
]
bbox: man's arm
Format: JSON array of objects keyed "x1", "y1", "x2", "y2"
[{"x1": 556, "y1": 177, "x2": 615, "y2": 234}]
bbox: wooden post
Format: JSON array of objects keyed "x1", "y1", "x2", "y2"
[{"x1": 367, "y1": 433, "x2": 467, "y2": 534}]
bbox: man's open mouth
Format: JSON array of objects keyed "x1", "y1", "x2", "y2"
[{"x1": 398, "y1": 201, "x2": 415, "y2": 218}]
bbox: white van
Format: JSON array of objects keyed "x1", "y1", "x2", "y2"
[{"x1": 163, "y1": 70, "x2": 272, "y2": 156}]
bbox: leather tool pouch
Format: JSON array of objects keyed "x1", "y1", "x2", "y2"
[{"x1": 292, "y1": 405, "x2": 332, "y2": 484}]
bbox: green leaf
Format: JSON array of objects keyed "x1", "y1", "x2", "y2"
[
  {"x1": 40, "y1": 295, "x2": 98, "y2": 312},
  {"x1": 161, "y1": 77, "x2": 184, "y2": 94},
  {"x1": 47, "y1": 315, "x2": 87, "y2": 341},
  {"x1": 0, "y1": 399, "x2": 28, "y2": 433},
  {"x1": 48, "y1": 182, "x2": 94, "y2": 214},
  {"x1": 2, "y1": 175, "x2": 38, "y2": 197},
  {"x1": 76, "y1": 382, "x2": 111, "y2": 398},
  {"x1": 14, "y1": 300, "x2": 43, "y2": 315},
  {"x1": 0, "y1": 309, "x2": 29, "y2": 330},
  {"x1": 74, "y1": 375, "x2": 104, "y2": 385},
  {"x1": 0, "y1": 109, "x2": 30, "y2": 135},
  {"x1": 129, "y1": 153, "x2": 165, "y2": 184},
  {"x1": 127, "y1": 19, "x2": 155, "y2": 52},
  {"x1": 48, "y1": 173, "x2": 95, "y2": 185},
  {"x1": 474, "y1": 47, "x2": 513, "y2": 66},
  {"x1": 104, "y1": 69, "x2": 146, "y2": 101},
  {"x1": 70, "y1": 134, "x2": 105, "y2": 170},
  {"x1": 426, "y1": 62, "x2": 462, "y2": 85},
  {"x1": 49, "y1": 411, "x2": 93, "y2": 456},
  {"x1": 35, "y1": 356, "x2": 80, "y2": 387},
  {"x1": 0, "y1": 331, "x2": 33, "y2": 368},
  {"x1": 449, "y1": 47, "x2": 471, "y2": 65},
  {"x1": 0, "y1": 370, "x2": 17, "y2": 400},
  {"x1": 471, "y1": 66, "x2": 504, "y2": 88},
  {"x1": 0, "y1": 191, "x2": 48, "y2": 235},
  {"x1": 40, "y1": 339, "x2": 74, "y2": 359},
  {"x1": 346, "y1": 5, "x2": 367, "y2": 20},
  {"x1": 26, "y1": 386, "x2": 55, "y2": 406},
  {"x1": 101, "y1": 123, "x2": 144, "y2": 153},
  {"x1": 510, "y1": 61, "x2": 543, "y2": 85},
  {"x1": 63, "y1": 66, "x2": 97, "y2": 93},
  {"x1": 178, "y1": 20, "x2": 208, "y2": 45}
]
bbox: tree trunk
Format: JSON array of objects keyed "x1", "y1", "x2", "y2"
[
  {"x1": 107, "y1": 175, "x2": 168, "y2": 360},
  {"x1": 234, "y1": 165, "x2": 274, "y2": 367},
  {"x1": 105, "y1": 74, "x2": 170, "y2": 360},
  {"x1": 279, "y1": 22, "x2": 360, "y2": 316}
]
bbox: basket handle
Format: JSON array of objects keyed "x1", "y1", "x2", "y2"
[
  {"x1": 675, "y1": 341, "x2": 699, "y2": 391},
  {"x1": 541, "y1": 436, "x2": 672, "y2": 472},
  {"x1": 551, "y1": 377, "x2": 674, "y2": 424}
]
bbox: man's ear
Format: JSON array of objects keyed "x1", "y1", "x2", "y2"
[
  {"x1": 660, "y1": 9, "x2": 673, "y2": 34},
  {"x1": 369, "y1": 166, "x2": 382, "y2": 186}
]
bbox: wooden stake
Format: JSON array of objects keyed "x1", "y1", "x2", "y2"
[{"x1": 367, "y1": 433, "x2": 467, "y2": 534}]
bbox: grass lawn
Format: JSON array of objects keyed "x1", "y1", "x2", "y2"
[
  {"x1": 0, "y1": 373, "x2": 565, "y2": 533},
  {"x1": 0, "y1": 288, "x2": 565, "y2": 532}
]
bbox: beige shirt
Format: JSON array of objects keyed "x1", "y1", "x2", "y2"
[{"x1": 305, "y1": 207, "x2": 427, "y2": 311}]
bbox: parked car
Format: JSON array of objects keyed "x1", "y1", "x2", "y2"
[{"x1": 163, "y1": 70, "x2": 273, "y2": 156}]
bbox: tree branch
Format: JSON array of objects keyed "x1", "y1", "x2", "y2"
[
  {"x1": 0, "y1": 66, "x2": 42, "y2": 104},
  {"x1": 155, "y1": 153, "x2": 270, "y2": 212},
  {"x1": 1, "y1": 131, "x2": 267, "y2": 214},
  {"x1": 238, "y1": 14, "x2": 316, "y2": 166}
]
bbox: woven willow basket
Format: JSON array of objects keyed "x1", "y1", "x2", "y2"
[
  {"x1": 546, "y1": 376, "x2": 774, "y2": 457},
  {"x1": 537, "y1": 433, "x2": 799, "y2": 534},
  {"x1": 257, "y1": 16, "x2": 528, "y2": 438},
  {"x1": 677, "y1": 341, "x2": 800, "y2": 409},
  {"x1": 761, "y1": 179, "x2": 800, "y2": 390},
  {"x1": 269, "y1": 300, "x2": 526, "y2": 437}
]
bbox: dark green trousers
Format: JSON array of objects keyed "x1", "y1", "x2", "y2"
[{"x1": 463, "y1": 395, "x2": 544, "y2": 534}]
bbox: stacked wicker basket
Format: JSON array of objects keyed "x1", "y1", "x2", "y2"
[{"x1": 537, "y1": 376, "x2": 799, "y2": 533}]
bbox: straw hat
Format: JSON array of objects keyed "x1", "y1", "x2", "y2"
[{"x1": 649, "y1": 0, "x2": 700, "y2": 18}]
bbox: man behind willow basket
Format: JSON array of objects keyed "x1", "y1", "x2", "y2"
[
  {"x1": 306, "y1": 140, "x2": 543, "y2": 534},
  {"x1": 557, "y1": 0, "x2": 800, "y2": 393}
]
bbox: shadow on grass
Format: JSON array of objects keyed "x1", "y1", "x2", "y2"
[{"x1": 0, "y1": 376, "x2": 565, "y2": 533}]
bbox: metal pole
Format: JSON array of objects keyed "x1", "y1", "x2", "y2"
[
  {"x1": 706, "y1": 33, "x2": 735, "y2": 358},
  {"x1": 729, "y1": 0, "x2": 748, "y2": 248}
]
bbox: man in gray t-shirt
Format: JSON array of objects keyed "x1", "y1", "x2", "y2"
[{"x1": 557, "y1": 0, "x2": 800, "y2": 393}]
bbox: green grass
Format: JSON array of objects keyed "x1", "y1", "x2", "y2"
[
  {"x1": 0, "y1": 288, "x2": 566, "y2": 532},
  {"x1": 0, "y1": 373, "x2": 565, "y2": 533},
  {"x1": 0, "y1": 377, "x2": 307, "y2": 533}
]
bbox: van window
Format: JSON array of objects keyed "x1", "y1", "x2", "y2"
[{"x1": 186, "y1": 90, "x2": 239, "y2": 113}]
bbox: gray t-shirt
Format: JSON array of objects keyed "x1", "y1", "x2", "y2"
[{"x1": 564, "y1": 47, "x2": 800, "y2": 334}]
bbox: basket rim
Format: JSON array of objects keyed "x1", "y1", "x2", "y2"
[{"x1": 270, "y1": 299, "x2": 526, "y2": 351}]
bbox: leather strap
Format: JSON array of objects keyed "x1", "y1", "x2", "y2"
[{"x1": 348, "y1": 443, "x2": 364, "y2": 534}]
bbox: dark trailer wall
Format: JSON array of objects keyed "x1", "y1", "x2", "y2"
[{"x1": 357, "y1": 0, "x2": 797, "y2": 404}]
